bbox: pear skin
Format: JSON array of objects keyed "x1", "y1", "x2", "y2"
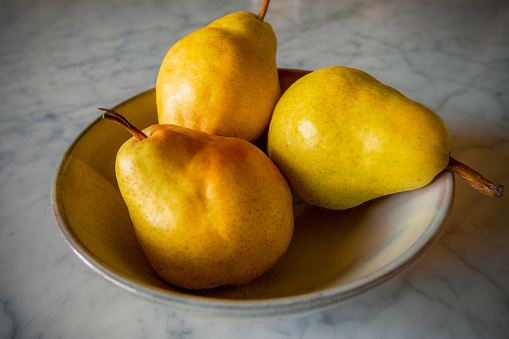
[
  {"x1": 268, "y1": 66, "x2": 452, "y2": 210},
  {"x1": 101, "y1": 109, "x2": 294, "y2": 290},
  {"x1": 156, "y1": 0, "x2": 280, "y2": 143},
  {"x1": 267, "y1": 66, "x2": 503, "y2": 210}
]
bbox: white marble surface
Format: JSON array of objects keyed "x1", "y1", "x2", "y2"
[{"x1": 1, "y1": 0, "x2": 508, "y2": 337}]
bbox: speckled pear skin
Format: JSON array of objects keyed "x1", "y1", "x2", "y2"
[
  {"x1": 115, "y1": 124, "x2": 294, "y2": 290},
  {"x1": 267, "y1": 66, "x2": 452, "y2": 210},
  {"x1": 156, "y1": 12, "x2": 280, "y2": 143}
]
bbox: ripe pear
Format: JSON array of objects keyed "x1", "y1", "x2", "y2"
[
  {"x1": 156, "y1": 0, "x2": 280, "y2": 143},
  {"x1": 267, "y1": 66, "x2": 503, "y2": 210},
  {"x1": 99, "y1": 108, "x2": 294, "y2": 290}
]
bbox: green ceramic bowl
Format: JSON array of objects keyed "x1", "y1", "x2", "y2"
[{"x1": 51, "y1": 69, "x2": 454, "y2": 321}]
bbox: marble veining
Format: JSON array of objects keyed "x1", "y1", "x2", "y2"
[{"x1": 1, "y1": 0, "x2": 508, "y2": 338}]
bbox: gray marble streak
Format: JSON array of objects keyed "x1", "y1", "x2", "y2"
[{"x1": 1, "y1": 0, "x2": 508, "y2": 338}]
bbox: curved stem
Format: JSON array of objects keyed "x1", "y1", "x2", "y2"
[
  {"x1": 257, "y1": 0, "x2": 271, "y2": 22},
  {"x1": 98, "y1": 108, "x2": 148, "y2": 141},
  {"x1": 446, "y1": 157, "x2": 504, "y2": 198}
]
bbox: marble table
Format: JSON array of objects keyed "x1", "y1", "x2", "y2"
[{"x1": 1, "y1": 0, "x2": 508, "y2": 337}]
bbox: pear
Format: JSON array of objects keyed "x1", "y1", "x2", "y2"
[
  {"x1": 156, "y1": 0, "x2": 280, "y2": 143},
  {"x1": 267, "y1": 66, "x2": 503, "y2": 210},
  {"x1": 99, "y1": 108, "x2": 294, "y2": 290}
]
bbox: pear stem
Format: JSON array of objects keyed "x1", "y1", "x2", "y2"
[
  {"x1": 98, "y1": 108, "x2": 148, "y2": 141},
  {"x1": 446, "y1": 157, "x2": 504, "y2": 198},
  {"x1": 257, "y1": 0, "x2": 271, "y2": 22}
]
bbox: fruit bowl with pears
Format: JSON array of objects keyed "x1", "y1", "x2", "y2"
[{"x1": 52, "y1": 0, "x2": 503, "y2": 321}]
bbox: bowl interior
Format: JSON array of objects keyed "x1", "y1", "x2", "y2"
[{"x1": 52, "y1": 69, "x2": 454, "y2": 319}]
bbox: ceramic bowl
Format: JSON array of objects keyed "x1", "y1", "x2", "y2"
[{"x1": 51, "y1": 68, "x2": 454, "y2": 321}]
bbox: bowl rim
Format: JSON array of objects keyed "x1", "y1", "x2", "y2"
[{"x1": 51, "y1": 79, "x2": 455, "y2": 319}]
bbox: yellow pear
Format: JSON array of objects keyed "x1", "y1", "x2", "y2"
[
  {"x1": 267, "y1": 66, "x2": 503, "y2": 210},
  {"x1": 100, "y1": 108, "x2": 294, "y2": 289},
  {"x1": 156, "y1": 0, "x2": 280, "y2": 143}
]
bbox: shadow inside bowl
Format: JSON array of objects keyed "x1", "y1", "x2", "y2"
[{"x1": 189, "y1": 171, "x2": 450, "y2": 299}]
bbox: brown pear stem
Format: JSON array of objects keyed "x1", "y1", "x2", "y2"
[
  {"x1": 257, "y1": 0, "x2": 271, "y2": 22},
  {"x1": 446, "y1": 157, "x2": 504, "y2": 198},
  {"x1": 98, "y1": 108, "x2": 148, "y2": 141}
]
